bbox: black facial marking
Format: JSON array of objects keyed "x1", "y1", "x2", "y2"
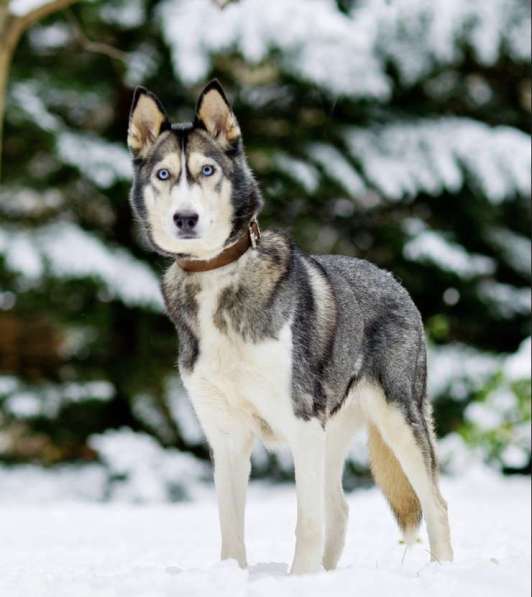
[{"x1": 172, "y1": 124, "x2": 195, "y2": 184}]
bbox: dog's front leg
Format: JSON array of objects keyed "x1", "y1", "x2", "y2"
[
  {"x1": 289, "y1": 420, "x2": 326, "y2": 575},
  {"x1": 201, "y1": 413, "x2": 254, "y2": 568}
]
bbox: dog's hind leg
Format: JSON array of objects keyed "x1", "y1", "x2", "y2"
[
  {"x1": 362, "y1": 383, "x2": 453, "y2": 562},
  {"x1": 322, "y1": 405, "x2": 362, "y2": 570},
  {"x1": 289, "y1": 419, "x2": 326, "y2": 575},
  {"x1": 368, "y1": 423, "x2": 422, "y2": 545}
]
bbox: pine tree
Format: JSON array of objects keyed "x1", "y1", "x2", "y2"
[{"x1": 0, "y1": 0, "x2": 529, "y2": 487}]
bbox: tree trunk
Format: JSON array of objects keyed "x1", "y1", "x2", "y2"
[
  {"x1": 0, "y1": 0, "x2": 80, "y2": 179},
  {"x1": 0, "y1": 40, "x2": 14, "y2": 179},
  {"x1": 0, "y1": 1, "x2": 13, "y2": 179}
]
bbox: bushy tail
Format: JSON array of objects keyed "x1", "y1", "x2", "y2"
[{"x1": 368, "y1": 423, "x2": 422, "y2": 544}]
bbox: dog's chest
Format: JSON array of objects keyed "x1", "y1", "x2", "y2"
[{"x1": 182, "y1": 275, "x2": 293, "y2": 440}]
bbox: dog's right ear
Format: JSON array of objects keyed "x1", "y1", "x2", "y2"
[{"x1": 127, "y1": 87, "x2": 170, "y2": 158}]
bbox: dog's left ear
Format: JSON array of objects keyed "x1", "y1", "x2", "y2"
[{"x1": 195, "y1": 80, "x2": 241, "y2": 149}]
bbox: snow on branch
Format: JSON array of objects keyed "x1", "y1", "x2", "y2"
[
  {"x1": 9, "y1": 0, "x2": 77, "y2": 18},
  {"x1": 2, "y1": 378, "x2": 114, "y2": 420},
  {"x1": 272, "y1": 153, "x2": 319, "y2": 194},
  {"x1": 0, "y1": 221, "x2": 164, "y2": 311},
  {"x1": 487, "y1": 228, "x2": 532, "y2": 278},
  {"x1": 375, "y1": 0, "x2": 530, "y2": 83},
  {"x1": 158, "y1": 0, "x2": 388, "y2": 98},
  {"x1": 57, "y1": 131, "x2": 132, "y2": 188},
  {"x1": 477, "y1": 280, "x2": 531, "y2": 319},
  {"x1": 158, "y1": 0, "x2": 530, "y2": 95},
  {"x1": 402, "y1": 218, "x2": 496, "y2": 278},
  {"x1": 9, "y1": 0, "x2": 52, "y2": 17},
  {"x1": 308, "y1": 143, "x2": 366, "y2": 197},
  {"x1": 428, "y1": 342, "x2": 500, "y2": 399},
  {"x1": 271, "y1": 118, "x2": 529, "y2": 206},
  {"x1": 346, "y1": 118, "x2": 530, "y2": 202},
  {"x1": 10, "y1": 81, "x2": 132, "y2": 188}
]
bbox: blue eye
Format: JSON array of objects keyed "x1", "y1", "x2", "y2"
[
  {"x1": 156, "y1": 168, "x2": 170, "y2": 180},
  {"x1": 201, "y1": 164, "x2": 215, "y2": 177}
]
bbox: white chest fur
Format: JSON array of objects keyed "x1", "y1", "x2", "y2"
[{"x1": 180, "y1": 269, "x2": 295, "y2": 444}]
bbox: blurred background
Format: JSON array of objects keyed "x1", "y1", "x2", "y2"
[{"x1": 0, "y1": 0, "x2": 530, "y2": 503}]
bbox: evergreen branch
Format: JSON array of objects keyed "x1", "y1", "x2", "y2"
[{"x1": 65, "y1": 10, "x2": 128, "y2": 63}]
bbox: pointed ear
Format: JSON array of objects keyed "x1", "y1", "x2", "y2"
[
  {"x1": 194, "y1": 80, "x2": 241, "y2": 149},
  {"x1": 127, "y1": 87, "x2": 170, "y2": 158}
]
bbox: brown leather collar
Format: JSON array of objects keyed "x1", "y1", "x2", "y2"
[{"x1": 176, "y1": 220, "x2": 261, "y2": 273}]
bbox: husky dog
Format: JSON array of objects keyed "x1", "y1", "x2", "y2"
[{"x1": 126, "y1": 81, "x2": 453, "y2": 574}]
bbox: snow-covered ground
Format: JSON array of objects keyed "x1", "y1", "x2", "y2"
[{"x1": 0, "y1": 470, "x2": 529, "y2": 597}]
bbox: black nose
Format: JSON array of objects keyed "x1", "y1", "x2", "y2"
[{"x1": 173, "y1": 211, "x2": 199, "y2": 233}]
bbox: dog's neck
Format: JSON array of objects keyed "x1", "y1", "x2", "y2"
[{"x1": 175, "y1": 220, "x2": 261, "y2": 273}]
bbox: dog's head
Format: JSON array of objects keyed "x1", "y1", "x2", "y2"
[{"x1": 127, "y1": 80, "x2": 262, "y2": 259}]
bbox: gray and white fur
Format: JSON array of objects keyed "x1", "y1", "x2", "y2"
[{"x1": 126, "y1": 80, "x2": 453, "y2": 574}]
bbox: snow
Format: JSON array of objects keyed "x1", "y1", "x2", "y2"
[
  {"x1": 0, "y1": 187, "x2": 63, "y2": 217},
  {"x1": 428, "y1": 339, "x2": 531, "y2": 470},
  {"x1": 404, "y1": 231, "x2": 495, "y2": 278},
  {"x1": 428, "y1": 343, "x2": 500, "y2": 399},
  {"x1": 347, "y1": 118, "x2": 530, "y2": 202},
  {"x1": 28, "y1": 23, "x2": 71, "y2": 50},
  {"x1": 466, "y1": 396, "x2": 512, "y2": 433},
  {"x1": 158, "y1": 0, "x2": 388, "y2": 98},
  {"x1": 488, "y1": 228, "x2": 532, "y2": 278},
  {"x1": 89, "y1": 429, "x2": 207, "y2": 503},
  {"x1": 8, "y1": 0, "x2": 58, "y2": 17},
  {"x1": 500, "y1": 443, "x2": 530, "y2": 469},
  {"x1": 10, "y1": 83, "x2": 132, "y2": 189},
  {"x1": 0, "y1": 471, "x2": 529, "y2": 597},
  {"x1": 10, "y1": 81, "x2": 61, "y2": 132},
  {"x1": 0, "y1": 464, "x2": 107, "y2": 503},
  {"x1": 403, "y1": 219, "x2": 495, "y2": 278},
  {"x1": 1, "y1": 378, "x2": 114, "y2": 420},
  {"x1": 464, "y1": 391, "x2": 530, "y2": 467},
  {"x1": 0, "y1": 221, "x2": 164, "y2": 311},
  {"x1": 159, "y1": 0, "x2": 530, "y2": 95},
  {"x1": 0, "y1": 429, "x2": 207, "y2": 503},
  {"x1": 376, "y1": 0, "x2": 531, "y2": 82},
  {"x1": 477, "y1": 281, "x2": 531, "y2": 318},
  {"x1": 273, "y1": 154, "x2": 320, "y2": 194},
  {"x1": 125, "y1": 43, "x2": 159, "y2": 87},
  {"x1": 99, "y1": 0, "x2": 145, "y2": 28},
  {"x1": 505, "y1": 337, "x2": 531, "y2": 381},
  {"x1": 308, "y1": 143, "x2": 366, "y2": 197},
  {"x1": 57, "y1": 132, "x2": 132, "y2": 189}
]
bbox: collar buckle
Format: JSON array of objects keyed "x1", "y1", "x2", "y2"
[{"x1": 249, "y1": 219, "x2": 261, "y2": 249}]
